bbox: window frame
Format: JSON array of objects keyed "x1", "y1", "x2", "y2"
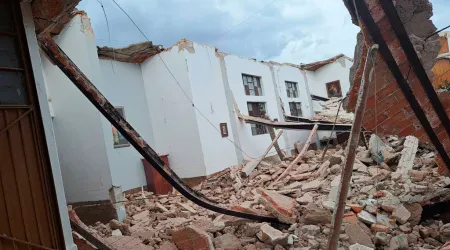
[
  {"x1": 289, "y1": 102, "x2": 303, "y2": 117},
  {"x1": 285, "y1": 81, "x2": 299, "y2": 98},
  {"x1": 242, "y1": 74, "x2": 263, "y2": 96},
  {"x1": 247, "y1": 102, "x2": 268, "y2": 135},
  {"x1": 112, "y1": 106, "x2": 130, "y2": 148}
]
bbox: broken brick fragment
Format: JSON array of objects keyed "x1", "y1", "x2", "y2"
[
  {"x1": 257, "y1": 188, "x2": 296, "y2": 224},
  {"x1": 171, "y1": 226, "x2": 214, "y2": 250}
]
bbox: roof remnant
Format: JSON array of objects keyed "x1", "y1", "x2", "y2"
[
  {"x1": 32, "y1": 0, "x2": 80, "y2": 35},
  {"x1": 300, "y1": 54, "x2": 353, "y2": 71},
  {"x1": 97, "y1": 42, "x2": 163, "y2": 64}
]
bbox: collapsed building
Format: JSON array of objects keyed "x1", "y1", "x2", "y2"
[{"x1": 2, "y1": 0, "x2": 450, "y2": 249}]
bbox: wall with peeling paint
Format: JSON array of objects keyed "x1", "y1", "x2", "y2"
[
  {"x1": 97, "y1": 60, "x2": 155, "y2": 191},
  {"x1": 41, "y1": 14, "x2": 113, "y2": 203},
  {"x1": 141, "y1": 46, "x2": 207, "y2": 178},
  {"x1": 184, "y1": 42, "x2": 240, "y2": 175}
]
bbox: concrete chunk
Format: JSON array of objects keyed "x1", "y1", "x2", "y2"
[{"x1": 256, "y1": 224, "x2": 289, "y2": 246}]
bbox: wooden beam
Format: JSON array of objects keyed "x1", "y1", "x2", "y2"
[
  {"x1": 270, "y1": 124, "x2": 319, "y2": 187},
  {"x1": 326, "y1": 44, "x2": 379, "y2": 250},
  {"x1": 242, "y1": 130, "x2": 284, "y2": 176}
]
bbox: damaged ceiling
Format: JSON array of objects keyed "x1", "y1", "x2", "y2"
[
  {"x1": 97, "y1": 42, "x2": 163, "y2": 64},
  {"x1": 300, "y1": 54, "x2": 353, "y2": 72}
]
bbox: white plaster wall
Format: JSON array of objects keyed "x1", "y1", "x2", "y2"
[
  {"x1": 141, "y1": 47, "x2": 207, "y2": 178},
  {"x1": 274, "y1": 65, "x2": 314, "y2": 152},
  {"x1": 21, "y1": 3, "x2": 76, "y2": 249},
  {"x1": 307, "y1": 58, "x2": 352, "y2": 98},
  {"x1": 305, "y1": 58, "x2": 353, "y2": 140},
  {"x1": 98, "y1": 60, "x2": 154, "y2": 191},
  {"x1": 223, "y1": 54, "x2": 287, "y2": 159},
  {"x1": 185, "y1": 42, "x2": 239, "y2": 175},
  {"x1": 41, "y1": 14, "x2": 113, "y2": 202}
]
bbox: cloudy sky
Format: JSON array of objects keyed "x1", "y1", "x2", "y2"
[{"x1": 77, "y1": 0, "x2": 449, "y2": 65}]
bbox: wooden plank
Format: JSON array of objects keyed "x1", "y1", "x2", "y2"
[
  {"x1": 19, "y1": 112, "x2": 52, "y2": 246},
  {"x1": 4, "y1": 110, "x2": 39, "y2": 244},
  {"x1": 0, "y1": 111, "x2": 12, "y2": 250},
  {"x1": 241, "y1": 130, "x2": 283, "y2": 176},
  {"x1": 0, "y1": 111, "x2": 26, "y2": 241},
  {"x1": 270, "y1": 124, "x2": 319, "y2": 187}
]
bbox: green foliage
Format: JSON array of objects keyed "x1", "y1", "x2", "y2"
[{"x1": 438, "y1": 79, "x2": 450, "y2": 91}]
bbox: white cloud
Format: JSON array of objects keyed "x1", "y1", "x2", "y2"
[{"x1": 77, "y1": 0, "x2": 447, "y2": 65}]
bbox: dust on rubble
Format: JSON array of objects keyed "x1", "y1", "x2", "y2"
[{"x1": 86, "y1": 135, "x2": 450, "y2": 250}]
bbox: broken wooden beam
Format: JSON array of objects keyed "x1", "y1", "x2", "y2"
[
  {"x1": 242, "y1": 130, "x2": 284, "y2": 176},
  {"x1": 327, "y1": 44, "x2": 379, "y2": 250},
  {"x1": 270, "y1": 124, "x2": 319, "y2": 187},
  {"x1": 238, "y1": 113, "x2": 352, "y2": 131}
]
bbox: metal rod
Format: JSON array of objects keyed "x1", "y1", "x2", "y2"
[
  {"x1": 327, "y1": 44, "x2": 379, "y2": 250},
  {"x1": 37, "y1": 35, "x2": 283, "y2": 225},
  {"x1": 320, "y1": 99, "x2": 343, "y2": 161}
]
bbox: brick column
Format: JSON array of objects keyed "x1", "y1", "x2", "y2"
[{"x1": 343, "y1": 0, "x2": 450, "y2": 175}]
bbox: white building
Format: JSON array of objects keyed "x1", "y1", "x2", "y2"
[{"x1": 40, "y1": 13, "x2": 353, "y2": 209}]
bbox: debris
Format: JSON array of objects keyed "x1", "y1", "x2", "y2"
[
  {"x1": 349, "y1": 243, "x2": 374, "y2": 250},
  {"x1": 374, "y1": 232, "x2": 391, "y2": 246},
  {"x1": 213, "y1": 233, "x2": 242, "y2": 250},
  {"x1": 388, "y1": 234, "x2": 408, "y2": 250},
  {"x1": 397, "y1": 136, "x2": 419, "y2": 172},
  {"x1": 172, "y1": 226, "x2": 214, "y2": 250},
  {"x1": 357, "y1": 211, "x2": 376, "y2": 225},
  {"x1": 242, "y1": 130, "x2": 284, "y2": 176},
  {"x1": 256, "y1": 224, "x2": 289, "y2": 246},
  {"x1": 257, "y1": 188, "x2": 296, "y2": 224},
  {"x1": 345, "y1": 223, "x2": 375, "y2": 248},
  {"x1": 392, "y1": 204, "x2": 411, "y2": 225}
]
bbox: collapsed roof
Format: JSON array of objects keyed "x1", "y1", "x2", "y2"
[
  {"x1": 97, "y1": 42, "x2": 163, "y2": 64},
  {"x1": 300, "y1": 54, "x2": 353, "y2": 71}
]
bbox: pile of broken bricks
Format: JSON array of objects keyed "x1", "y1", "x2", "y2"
[
  {"x1": 312, "y1": 97, "x2": 354, "y2": 124},
  {"x1": 83, "y1": 134, "x2": 450, "y2": 250}
]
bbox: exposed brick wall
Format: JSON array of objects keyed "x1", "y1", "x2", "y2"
[{"x1": 344, "y1": 0, "x2": 450, "y2": 175}]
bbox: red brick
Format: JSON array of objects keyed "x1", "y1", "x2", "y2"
[
  {"x1": 378, "y1": 84, "x2": 399, "y2": 99},
  {"x1": 414, "y1": 128, "x2": 426, "y2": 139},
  {"x1": 399, "y1": 124, "x2": 415, "y2": 136},
  {"x1": 258, "y1": 188, "x2": 296, "y2": 224},
  {"x1": 366, "y1": 0, "x2": 379, "y2": 10},
  {"x1": 386, "y1": 98, "x2": 409, "y2": 117},
  {"x1": 172, "y1": 226, "x2": 214, "y2": 250}
]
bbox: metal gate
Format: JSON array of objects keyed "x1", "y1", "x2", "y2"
[{"x1": 0, "y1": 0, "x2": 63, "y2": 249}]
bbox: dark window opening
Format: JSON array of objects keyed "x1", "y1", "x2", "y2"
[
  {"x1": 242, "y1": 74, "x2": 263, "y2": 96},
  {"x1": 286, "y1": 81, "x2": 298, "y2": 98},
  {"x1": 247, "y1": 102, "x2": 268, "y2": 135},
  {"x1": 289, "y1": 102, "x2": 302, "y2": 117}
]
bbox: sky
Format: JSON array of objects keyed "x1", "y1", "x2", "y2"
[{"x1": 77, "y1": 0, "x2": 449, "y2": 65}]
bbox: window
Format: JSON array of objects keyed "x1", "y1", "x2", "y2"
[
  {"x1": 247, "y1": 102, "x2": 268, "y2": 135},
  {"x1": 285, "y1": 81, "x2": 298, "y2": 98},
  {"x1": 242, "y1": 74, "x2": 263, "y2": 96},
  {"x1": 289, "y1": 102, "x2": 303, "y2": 117},
  {"x1": 325, "y1": 80, "x2": 343, "y2": 98},
  {"x1": 220, "y1": 123, "x2": 228, "y2": 137},
  {"x1": 112, "y1": 107, "x2": 130, "y2": 148}
]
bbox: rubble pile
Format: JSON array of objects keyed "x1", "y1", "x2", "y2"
[
  {"x1": 87, "y1": 135, "x2": 450, "y2": 250},
  {"x1": 312, "y1": 98, "x2": 354, "y2": 124}
]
